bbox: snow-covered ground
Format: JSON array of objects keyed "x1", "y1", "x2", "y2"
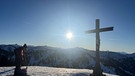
[{"x1": 0, "y1": 66, "x2": 119, "y2": 76}]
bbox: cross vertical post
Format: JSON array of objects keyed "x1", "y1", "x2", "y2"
[
  {"x1": 93, "y1": 19, "x2": 102, "y2": 76},
  {"x1": 85, "y1": 19, "x2": 113, "y2": 76}
]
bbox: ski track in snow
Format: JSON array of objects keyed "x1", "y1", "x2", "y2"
[{"x1": 0, "y1": 66, "x2": 119, "y2": 76}]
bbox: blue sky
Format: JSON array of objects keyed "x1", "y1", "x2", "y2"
[{"x1": 0, "y1": 0, "x2": 135, "y2": 53}]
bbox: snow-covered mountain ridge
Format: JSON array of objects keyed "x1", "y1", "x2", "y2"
[{"x1": 0, "y1": 44, "x2": 135, "y2": 76}]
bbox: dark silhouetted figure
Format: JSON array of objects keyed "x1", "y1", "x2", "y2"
[
  {"x1": 14, "y1": 44, "x2": 27, "y2": 76},
  {"x1": 0, "y1": 55, "x2": 8, "y2": 66}
]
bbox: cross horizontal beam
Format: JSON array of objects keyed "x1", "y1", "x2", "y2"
[{"x1": 85, "y1": 27, "x2": 113, "y2": 34}]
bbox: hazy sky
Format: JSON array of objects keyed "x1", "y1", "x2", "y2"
[{"x1": 0, "y1": 0, "x2": 135, "y2": 53}]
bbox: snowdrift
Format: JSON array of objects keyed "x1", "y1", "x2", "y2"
[{"x1": 0, "y1": 66, "x2": 118, "y2": 76}]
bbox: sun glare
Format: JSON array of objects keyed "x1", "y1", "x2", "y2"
[{"x1": 66, "y1": 32, "x2": 73, "y2": 40}]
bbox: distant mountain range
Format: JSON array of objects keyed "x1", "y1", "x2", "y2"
[{"x1": 0, "y1": 44, "x2": 135, "y2": 76}]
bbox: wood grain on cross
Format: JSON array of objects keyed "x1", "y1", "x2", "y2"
[{"x1": 85, "y1": 19, "x2": 113, "y2": 76}]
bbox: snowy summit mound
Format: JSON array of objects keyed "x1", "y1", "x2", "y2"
[{"x1": 0, "y1": 66, "x2": 118, "y2": 76}]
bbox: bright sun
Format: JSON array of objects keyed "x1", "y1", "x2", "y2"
[{"x1": 66, "y1": 32, "x2": 73, "y2": 40}]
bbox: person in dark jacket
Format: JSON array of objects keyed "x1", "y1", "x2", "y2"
[{"x1": 14, "y1": 44, "x2": 27, "y2": 76}]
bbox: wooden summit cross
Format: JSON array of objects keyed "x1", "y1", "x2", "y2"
[{"x1": 85, "y1": 19, "x2": 113, "y2": 76}]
